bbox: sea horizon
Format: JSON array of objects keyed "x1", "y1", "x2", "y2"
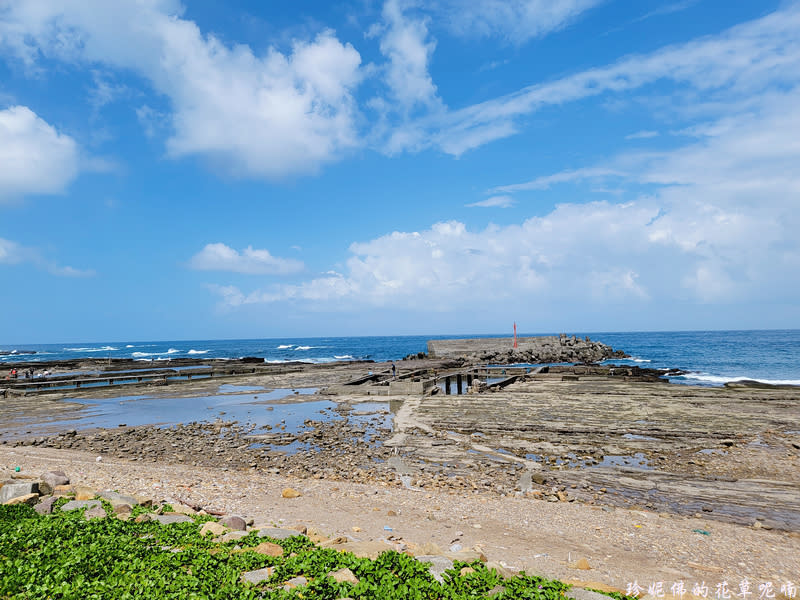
[
  {"x1": 3, "y1": 329, "x2": 799, "y2": 388},
  {"x1": 4, "y1": 326, "x2": 799, "y2": 348}
]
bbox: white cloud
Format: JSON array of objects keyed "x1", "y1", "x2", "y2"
[
  {"x1": 208, "y1": 206, "x2": 660, "y2": 311},
  {"x1": 625, "y1": 130, "x2": 659, "y2": 140},
  {"x1": 0, "y1": 237, "x2": 94, "y2": 276},
  {"x1": 190, "y1": 243, "x2": 304, "y2": 275},
  {"x1": 0, "y1": 1, "x2": 364, "y2": 178},
  {"x1": 374, "y1": 0, "x2": 443, "y2": 113},
  {"x1": 411, "y1": 4, "x2": 800, "y2": 155},
  {"x1": 492, "y1": 168, "x2": 624, "y2": 193},
  {"x1": 439, "y1": 0, "x2": 603, "y2": 44},
  {"x1": 0, "y1": 105, "x2": 80, "y2": 200},
  {"x1": 209, "y1": 74, "x2": 800, "y2": 313},
  {"x1": 466, "y1": 195, "x2": 515, "y2": 208}
]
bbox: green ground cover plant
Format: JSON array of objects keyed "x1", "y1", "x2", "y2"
[{"x1": 0, "y1": 502, "x2": 626, "y2": 600}]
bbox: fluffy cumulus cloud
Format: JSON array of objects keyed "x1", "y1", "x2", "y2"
[
  {"x1": 0, "y1": 106, "x2": 80, "y2": 200},
  {"x1": 212, "y1": 69, "x2": 800, "y2": 313},
  {"x1": 190, "y1": 243, "x2": 303, "y2": 275},
  {"x1": 438, "y1": 0, "x2": 603, "y2": 43},
  {"x1": 0, "y1": 0, "x2": 363, "y2": 178},
  {"x1": 209, "y1": 206, "x2": 656, "y2": 312}
]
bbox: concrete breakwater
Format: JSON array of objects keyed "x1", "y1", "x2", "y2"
[{"x1": 427, "y1": 335, "x2": 626, "y2": 364}]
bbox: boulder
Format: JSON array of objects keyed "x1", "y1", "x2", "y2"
[
  {"x1": 167, "y1": 503, "x2": 196, "y2": 515},
  {"x1": 329, "y1": 567, "x2": 359, "y2": 584},
  {"x1": 281, "y1": 488, "x2": 302, "y2": 498},
  {"x1": 98, "y1": 490, "x2": 139, "y2": 507},
  {"x1": 154, "y1": 514, "x2": 193, "y2": 525},
  {"x1": 74, "y1": 486, "x2": 95, "y2": 501},
  {"x1": 415, "y1": 555, "x2": 454, "y2": 583},
  {"x1": 252, "y1": 542, "x2": 283, "y2": 557},
  {"x1": 61, "y1": 499, "x2": 101, "y2": 512},
  {"x1": 283, "y1": 576, "x2": 307, "y2": 590},
  {"x1": 4, "y1": 493, "x2": 39, "y2": 506},
  {"x1": 0, "y1": 481, "x2": 39, "y2": 504},
  {"x1": 256, "y1": 527, "x2": 303, "y2": 540},
  {"x1": 84, "y1": 505, "x2": 107, "y2": 520},
  {"x1": 219, "y1": 531, "x2": 249, "y2": 543},
  {"x1": 220, "y1": 515, "x2": 247, "y2": 531},
  {"x1": 34, "y1": 496, "x2": 59, "y2": 515},
  {"x1": 241, "y1": 567, "x2": 274, "y2": 585},
  {"x1": 485, "y1": 561, "x2": 515, "y2": 579},
  {"x1": 39, "y1": 471, "x2": 69, "y2": 495},
  {"x1": 199, "y1": 522, "x2": 228, "y2": 537}
]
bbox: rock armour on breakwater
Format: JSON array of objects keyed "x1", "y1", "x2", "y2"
[{"x1": 427, "y1": 335, "x2": 626, "y2": 364}]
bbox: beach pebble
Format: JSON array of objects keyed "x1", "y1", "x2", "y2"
[{"x1": 281, "y1": 487, "x2": 301, "y2": 498}]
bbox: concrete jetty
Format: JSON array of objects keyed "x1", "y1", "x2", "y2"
[{"x1": 427, "y1": 334, "x2": 626, "y2": 364}]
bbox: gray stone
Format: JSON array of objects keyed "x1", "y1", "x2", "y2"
[
  {"x1": 98, "y1": 490, "x2": 139, "y2": 507},
  {"x1": 283, "y1": 576, "x2": 308, "y2": 590},
  {"x1": 42, "y1": 470, "x2": 69, "y2": 488},
  {"x1": 60, "y1": 499, "x2": 101, "y2": 512},
  {"x1": 0, "y1": 481, "x2": 39, "y2": 504},
  {"x1": 219, "y1": 531, "x2": 249, "y2": 543},
  {"x1": 154, "y1": 514, "x2": 193, "y2": 524},
  {"x1": 220, "y1": 515, "x2": 247, "y2": 531},
  {"x1": 256, "y1": 527, "x2": 304, "y2": 540},
  {"x1": 34, "y1": 496, "x2": 58, "y2": 515},
  {"x1": 84, "y1": 505, "x2": 107, "y2": 520},
  {"x1": 415, "y1": 555, "x2": 454, "y2": 583},
  {"x1": 329, "y1": 567, "x2": 359, "y2": 584},
  {"x1": 518, "y1": 471, "x2": 532, "y2": 492},
  {"x1": 569, "y1": 589, "x2": 619, "y2": 600},
  {"x1": 241, "y1": 567, "x2": 274, "y2": 585},
  {"x1": 4, "y1": 493, "x2": 39, "y2": 506}
]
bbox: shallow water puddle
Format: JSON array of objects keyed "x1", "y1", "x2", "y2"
[
  {"x1": 38, "y1": 388, "x2": 319, "y2": 432},
  {"x1": 217, "y1": 383, "x2": 266, "y2": 393}
]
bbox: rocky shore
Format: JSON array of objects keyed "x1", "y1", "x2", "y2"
[
  {"x1": 2, "y1": 351, "x2": 799, "y2": 592},
  {"x1": 2, "y1": 446, "x2": 799, "y2": 592}
]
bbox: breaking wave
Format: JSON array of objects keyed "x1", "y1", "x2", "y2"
[
  {"x1": 676, "y1": 373, "x2": 800, "y2": 386},
  {"x1": 64, "y1": 346, "x2": 118, "y2": 352}
]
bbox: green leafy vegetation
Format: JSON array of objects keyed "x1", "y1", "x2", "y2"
[{"x1": 0, "y1": 503, "x2": 626, "y2": 599}]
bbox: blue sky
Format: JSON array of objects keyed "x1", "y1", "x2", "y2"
[{"x1": 1, "y1": 0, "x2": 799, "y2": 343}]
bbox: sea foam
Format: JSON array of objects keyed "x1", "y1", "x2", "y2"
[
  {"x1": 64, "y1": 346, "x2": 118, "y2": 352},
  {"x1": 677, "y1": 373, "x2": 800, "y2": 386}
]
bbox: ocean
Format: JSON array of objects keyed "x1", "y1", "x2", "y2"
[{"x1": 1, "y1": 329, "x2": 799, "y2": 387}]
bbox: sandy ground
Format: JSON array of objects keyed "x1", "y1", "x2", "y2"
[{"x1": 2, "y1": 445, "x2": 798, "y2": 595}]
